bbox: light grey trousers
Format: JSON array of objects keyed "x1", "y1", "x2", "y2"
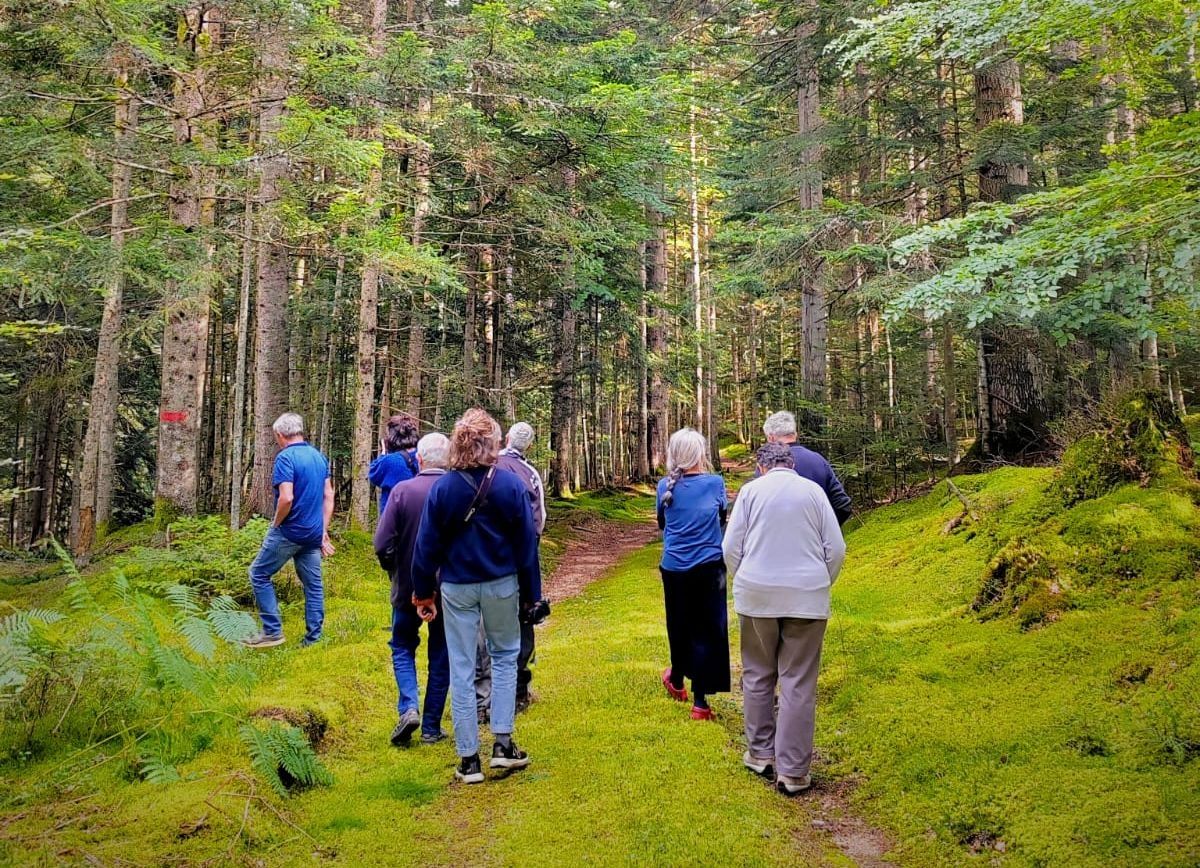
[{"x1": 739, "y1": 615, "x2": 828, "y2": 778}]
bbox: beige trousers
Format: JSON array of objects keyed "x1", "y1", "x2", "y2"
[{"x1": 739, "y1": 615, "x2": 827, "y2": 778}]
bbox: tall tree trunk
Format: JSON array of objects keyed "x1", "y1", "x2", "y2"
[
  {"x1": 634, "y1": 241, "x2": 651, "y2": 481},
  {"x1": 229, "y1": 192, "x2": 254, "y2": 527},
  {"x1": 250, "y1": 17, "x2": 291, "y2": 515},
  {"x1": 798, "y1": 9, "x2": 826, "y2": 409},
  {"x1": 645, "y1": 205, "x2": 669, "y2": 473},
  {"x1": 549, "y1": 166, "x2": 580, "y2": 497},
  {"x1": 350, "y1": 0, "x2": 388, "y2": 529},
  {"x1": 155, "y1": 5, "x2": 218, "y2": 518},
  {"x1": 405, "y1": 88, "x2": 433, "y2": 417},
  {"x1": 73, "y1": 50, "x2": 138, "y2": 554}
]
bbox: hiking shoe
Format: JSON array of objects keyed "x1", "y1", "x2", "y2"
[
  {"x1": 421, "y1": 730, "x2": 448, "y2": 745},
  {"x1": 743, "y1": 751, "x2": 775, "y2": 778},
  {"x1": 776, "y1": 773, "x2": 813, "y2": 796},
  {"x1": 477, "y1": 707, "x2": 490, "y2": 726},
  {"x1": 516, "y1": 692, "x2": 534, "y2": 714},
  {"x1": 489, "y1": 739, "x2": 531, "y2": 771},
  {"x1": 661, "y1": 668, "x2": 688, "y2": 703},
  {"x1": 690, "y1": 705, "x2": 715, "y2": 721},
  {"x1": 455, "y1": 753, "x2": 485, "y2": 784},
  {"x1": 299, "y1": 636, "x2": 322, "y2": 648},
  {"x1": 242, "y1": 632, "x2": 285, "y2": 649},
  {"x1": 390, "y1": 709, "x2": 420, "y2": 746}
]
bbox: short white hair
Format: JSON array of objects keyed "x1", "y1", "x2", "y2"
[
  {"x1": 667, "y1": 427, "x2": 712, "y2": 474},
  {"x1": 416, "y1": 432, "x2": 450, "y2": 468},
  {"x1": 763, "y1": 411, "x2": 797, "y2": 440},
  {"x1": 273, "y1": 412, "x2": 304, "y2": 438},
  {"x1": 506, "y1": 421, "x2": 534, "y2": 452}
]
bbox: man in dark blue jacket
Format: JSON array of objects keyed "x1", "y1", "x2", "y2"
[
  {"x1": 411, "y1": 409, "x2": 541, "y2": 784},
  {"x1": 373, "y1": 432, "x2": 451, "y2": 747},
  {"x1": 759, "y1": 410, "x2": 853, "y2": 525}
]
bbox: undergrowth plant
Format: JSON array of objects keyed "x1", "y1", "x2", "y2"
[{"x1": 238, "y1": 720, "x2": 332, "y2": 797}]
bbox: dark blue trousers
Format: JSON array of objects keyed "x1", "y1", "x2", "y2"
[{"x1": 390, "y1": 601, "x2": 450, "y2": 738}]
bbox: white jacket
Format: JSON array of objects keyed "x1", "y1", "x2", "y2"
[{"x1": 723, "y1": 468, "x2": 847, "y2": 619}]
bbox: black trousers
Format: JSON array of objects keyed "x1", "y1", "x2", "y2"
[{"x1": 660, "y1": 559, "x2": 731, "y2": 696}]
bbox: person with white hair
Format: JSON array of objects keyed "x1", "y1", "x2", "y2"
[
  {"x1": 655, "y1": 427, "x2": 730, "y2": 721},
  {"x1": 244, "y1": 412, "x2": 335, "y2": 649},
  {"x1": 476, "y1": 421, "x2": 548, "y2": 717},
  {"x1": 759, "y1": 410, "x2": 852, "y2": 524},
  {"x1": 724, "y1": 442, "x2": 846, "y2": 796},
  {"x1": 373, "y1": 431, "x2": 452, "y2": 746}
]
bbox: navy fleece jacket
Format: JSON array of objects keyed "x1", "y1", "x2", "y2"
[
  {"x1": 754, "y1": 442, "x2": 853, "y2": 524},
  {"x1": 411, "y1": 465, "x2": 542, "y2": 604}
]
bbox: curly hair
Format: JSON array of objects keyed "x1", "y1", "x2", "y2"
[
  {"x1": 449, "y1": 408, "x2": 501, "y2": 469},
  {"x1": 385, "y1": 413, "x2": 420, "y2": 452}
]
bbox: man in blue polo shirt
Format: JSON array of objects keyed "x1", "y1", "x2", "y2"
[{"x1": 244, "y1": 412, "x2": 335, "y2": 648}]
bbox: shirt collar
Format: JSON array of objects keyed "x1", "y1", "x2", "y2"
[{"x1": 418, "y1": 468, "x2": 447, "y2": 476}]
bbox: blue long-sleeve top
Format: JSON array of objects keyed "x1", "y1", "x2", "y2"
[
  {"x1": 369, "y1": 449, "x2": 418, "y2": 514},
  {"x1": 411, "y1": 465, "x2": 542, "y2": 605},
  {"x1": 754, "y1": 443, "x2": 852, "y2": 525}
]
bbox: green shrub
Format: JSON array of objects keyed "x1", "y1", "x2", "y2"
[{"x1": 239, "y1": 720, "x2": 332, "y2": 797}]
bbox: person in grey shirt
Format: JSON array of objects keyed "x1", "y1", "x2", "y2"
[{"x1": 723, "y1": 443, "x2": 846, "y2": 796}]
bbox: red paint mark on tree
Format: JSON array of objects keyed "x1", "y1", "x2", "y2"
[{"x1": 160, "y1": 410, "x2": 188, "y2": 423}]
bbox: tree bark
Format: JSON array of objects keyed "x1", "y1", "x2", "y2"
[
  {"x1": 229, "y1": 191, "x2": 254, "y2": 527},
  {"x1": 548, "y1": 166, "x2": 580, "y2": 498},
  {"x1": 74, "y1": 50, "x2": 138, "y2": 554},
  {"x1": 798, "y1": 9, "x2": 826, "y2": 408},
  {"x1": 645, "y1": 205, "x2": 669, "y2": 473}
]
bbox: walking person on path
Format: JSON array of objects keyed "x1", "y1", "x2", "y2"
[
  {"x1": 373, "y1": 432, "x2": 452, "y2": 747},
  {"x1": 369, "y1": 413, "x2": 420, "y2": 514},
  {"x1": 244, "y1": 412, "x2": 335, "y2": 649},
  {"x1": 411, "y1": 409, "x2": 541, "y2": 784},
  {"x1": 724, "y1": 443, "x2": 847, "y2": 795},
  {"x1": 656, "y1": 427, "x2": 731, "y2": 721},
  {"x1": 758, "y1": 411, "x2": 852, "y2": 524},
  {"x1": 476, "y1": 421, "x2": 547, "y2": 719}
]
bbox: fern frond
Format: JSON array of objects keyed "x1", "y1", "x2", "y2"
[
  {"x1": 48, "y1": 537, "x2": 81, "y2": 581},
  {"x1": 164, "y1": 584, "x2": 202, "y2": 618},
  {"x1": 177, "y1": 616, "x2": 216, "y2": 660},
  {"x1": 239, "y1": 723, "x2": 287, "y2": 797},
  {"x1": 63, "y1": 579, "x2": 99, "y2": 614},
  {"x1": 207, "y1": 599, "x2": 256, "y2": 644}
]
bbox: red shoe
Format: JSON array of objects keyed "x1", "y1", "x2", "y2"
[
  {"x1": 661, "y1": 668, "x2": 688, "y2": 703},
  {"x1": 690, "y1": 705, "x2": 715, "y2": 721}
]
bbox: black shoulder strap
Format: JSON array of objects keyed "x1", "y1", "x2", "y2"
[
  {"x1": 402, "y1": 449, "x2": 419, "y2": 475},
  {"x1": 457, "y1": 465, "x2": 497, "y2": 526}
]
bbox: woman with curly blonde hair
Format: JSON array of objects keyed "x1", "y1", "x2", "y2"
[{"x1": 411, "y1": 408, "x2": 541, "y2": 784}]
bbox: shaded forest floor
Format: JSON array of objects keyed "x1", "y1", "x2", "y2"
[{"x1": 3, "y1": 453, "x2": 1200, "y2": 865}]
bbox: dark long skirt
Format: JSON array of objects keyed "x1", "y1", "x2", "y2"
[{"x1": 660, "y1": 559, "x2": 731, "y2": 696}]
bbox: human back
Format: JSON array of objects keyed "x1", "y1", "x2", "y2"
[{"x1": 274, "y1": 439, "x2": 329, "y2": 548}]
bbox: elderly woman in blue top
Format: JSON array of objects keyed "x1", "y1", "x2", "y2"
[
  {"x1": 411, "y1": 408, "x2": 541, "y2": 785},
  {"x1": 369, "y1": 413, "x2": 420, "y2": 513},
  {"x1": 656, "y1": 427, "x2": 730, "y2": 720}
]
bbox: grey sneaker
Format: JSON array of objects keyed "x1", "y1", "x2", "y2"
[
  {"x1": 242, "y1": 632, "x2": 285, "y2": 649},
  {"x1": 743, "y1": 750, "x2": 775, "y2": 778},
  {"x1": 776, "y1": 773, "x2": 813, "y2": 796},
  {"x1": 390, "y1": 709, "x2": 420, "y2": 746},
  {"x1": 420, "y1": 730, "x2": 448, "y2": 745}
]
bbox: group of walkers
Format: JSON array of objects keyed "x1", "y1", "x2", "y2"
[
  {"x1": 656, "y1": 411, "x2": 848, "y2": 795},
  {"x1": 241, "y1": 405, "x2": 848, "y2": 795},
  {"x1": 243, "y1": 408, "x2": 547, "y2": 785}
]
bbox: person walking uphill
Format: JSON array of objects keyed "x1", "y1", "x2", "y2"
[
  {"x1": 369, "y1": 413, "x2": 420, "y2": 513},
  {"x1": 656, "y1": 427, "x2": 731, "y2": 721},
  {"x1": 759, "y1": 411, "x2": 852, "y2": 525},
  {"x1": 244, "y1": 413, "x2": 335, "y2": 649},
  {"x1": 411, "y1": 409, "x2": 541, "y2": 785},
  {"x1": 724, "y1": 443, "x2": 846, "y2": 796},
  {"x1": 373, "y1": 432, "x2": 452, "y2": 748}
]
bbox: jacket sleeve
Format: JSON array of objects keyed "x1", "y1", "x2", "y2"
[
  {"x1": 512, "y1": 483, "x2": 542, "y2": 604},
  {"x1": 368, "y1": 454, "x2": 388, "y2": 488},
  {"x1": 410, "y1": 486, "x2": 445, "y2": 601},
  {"x1": 817, "y1": 491, "x2": 847, "y2": 583},
  {"x1": 373, "y1": 490, "x2": 400, "y2": 572},
  {"x1": 823, "y1": 460, "x2": 853, "y2": 525},
  {"x1": 722, "y1": 487, "x2": 748, "y2": 577}
]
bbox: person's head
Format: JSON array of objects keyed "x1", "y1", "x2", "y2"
[
  {"x1": 666, "y1": 427, "x2": 712, "y2": 475},
  {"x1": 416, "y1": 432, "x2": 450, "y2": 470},
  {"x1": 449, "y1": 408, "x2": 501, "y2": 469},
  {"x1": 763, "y1": 410, "x2": 797, "y2": 444},
  {"x1": 272, "y1": 412, "x2": 305, "y2": 448},
  {"x1": 506, "y1": 421, "x2": 535, "y2": 454},
  {"x1": 385, "y1": 413, "x2": 419, "y2": 453},
  {"x1": 755, "y1": 442, "x2": 795, "y2": 476}
]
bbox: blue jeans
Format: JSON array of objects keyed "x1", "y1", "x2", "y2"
[
  {"x1": 391, "y1": 601, "x2": 450, "y2": 737},
  {"x1": 441, "y1": 575, "x2": 520, "y2": 758},
  {"x1": 248, "y1": 527, "x2": 324, "y2": 643}
]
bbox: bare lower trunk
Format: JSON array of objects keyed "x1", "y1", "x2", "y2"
[{"x1": 646, "y1": 206, "x2": 669, "y2": 473}]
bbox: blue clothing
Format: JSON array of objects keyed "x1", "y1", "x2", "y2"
[
  {"x1": 272, "y1": 441, "x2": 330, "y2": 548},
  {"x1": 390, "y1": 601, "x2": 449, "y2": 737},
  {"x1": 249, "y1": 526, "x2": 324, "y2": 643},
  {"x1": 369, "y1": 449, "x2": 418, "y2": 513},
  {"x1": 754, "y1": 443, "x2": 852, "y2": 524},
  {"x1": 411, "y1": 467, "x2": 542, "y2": 605},
  {"x1": 656, "y1": 473, "x2": 728, "y2": 572},
  {"x1": 442, "y1": 574, "x2": 522, "y2": 756}
]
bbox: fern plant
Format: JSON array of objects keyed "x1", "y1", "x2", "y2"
[{"x1": 239, "y1": 721, "x2": 333, "y2": 797}]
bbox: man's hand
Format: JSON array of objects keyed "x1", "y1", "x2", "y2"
[
  {"x1": 321, "y1": 532, "x2": 336, "y2": 558},
  {"x1": 411, "y1": 593, "x2": 437, "y2": 622}
]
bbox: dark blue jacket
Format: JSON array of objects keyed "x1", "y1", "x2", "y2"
[
  {"x1": 373, "y1": 470, "x2": 445, "y2": 608},
  {"x1": 411, "y1": 465, "x2": 542, "y2": 605},
  {"x1": 369, "y1": 449, "x2": 418, "y2": 513},
  {"x1": 755, "y1": 443, "x2": 852, "y2": 524}
]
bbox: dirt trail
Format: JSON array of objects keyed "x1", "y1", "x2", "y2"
[{"x1": 541, "y1": 514, "x2": 660, "y2": 602}]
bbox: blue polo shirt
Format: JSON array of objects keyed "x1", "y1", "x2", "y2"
[
  {"x1": 273, "y1": 441, "x2": 330, "y2": 549},
  {"x1": 656, "y1": 473, "x2": 727, "y2": 571}
]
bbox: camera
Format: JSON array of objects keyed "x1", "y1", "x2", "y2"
[{"x1": 521, "y1": 598, "x2": 551, "y2": 625}]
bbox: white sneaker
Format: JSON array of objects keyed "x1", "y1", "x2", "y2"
[
  {"x1": 776, "y1": 773, "x2": 812, "y2": 796},
  {"x1": 743, "y1": 750, "x2": 775, "y2": 777}
]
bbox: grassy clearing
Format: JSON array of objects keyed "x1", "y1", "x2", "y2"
[{"x1": 822, "y1": 466, "x2": 1200, "y2": 866}]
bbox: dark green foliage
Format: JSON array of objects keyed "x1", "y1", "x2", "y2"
[{"x1": 239, "y1": 720, "x2": 332, "y2": 797}]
